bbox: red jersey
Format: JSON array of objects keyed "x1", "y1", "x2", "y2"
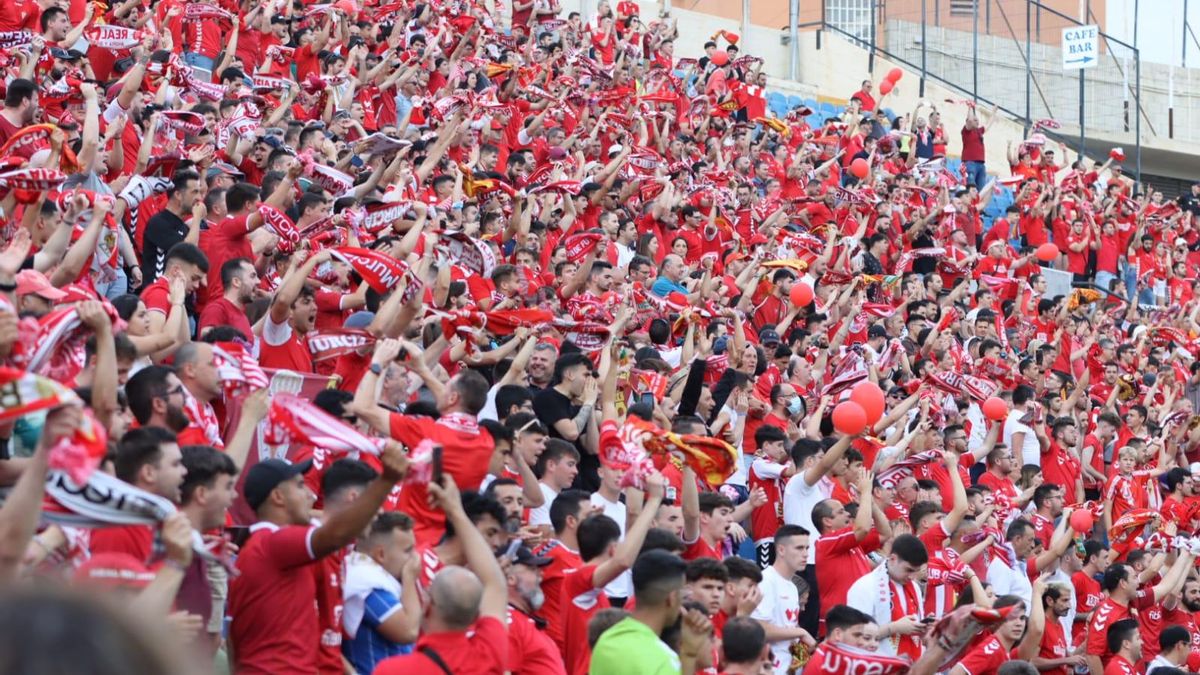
[
  {"x1": 140, "y1": 277, "x2": 171, "y2": 315},
  {"x1": 89, "y1": 524, "x2": 154, "y2": 563},
  {"x1": 374, "y1": 616, "x2": 508, "y2": 675},
  {"x1": 1072, "y1": 570, "x2": 1103, "y2": 645},
  {"x1": 1087, "y1": 592, "x2": 1154, "y2": 662},
  {"x1": 197, "y1": 296, "x2": 252, "y2": 338},
  {"x1": 228, "y1": 523, "x2": 322, "y2": 675},
  {"x1": 199, "y1": 213, "x2": 256, "y2": 305},
  {"x1": 313, "y1": 549, "x2": 346, "y2": 673},
  {"x1": 558, "y1": 563, "x2": 609, "y2": 675},
  {"x1": 387, "y1": 412, "x2": 494, "y2": 547},
  {"x1": 814, "y1": 527, "x2": 882, "y2": 614},
  {"x1": 536, "y1": 540, "x2": 583, "y2": 653},
  {"x1": 1103, "y1": 474, "x2": 1144, "y2": 523},
  {"x1": 1037, "y1": 618, "x2": 1070, "y2": 675},
  {"x1": 506, "y1": 607, "x2": 563, "y2": 675},
  {"x1": 1040, "y1": 440, "x2": 1080, "y2": 496},
  {"x1": 1103, "y1": 655, "x2": 1137, "y2": 675},
  {"x1": 954, "y1": 634, "x2": 1014, "y2": 675},
  {"x1": 748, "y1": 458, "x2": 788, "y2": 541}
]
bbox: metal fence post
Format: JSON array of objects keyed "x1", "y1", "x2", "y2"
[
  {"x1": 921, "y1": 0, "x2": 928, "y2": 97},
  {"x1": 1025, "y1": 1, "x2": 1032, "y2": 132},
  {"x1": 789, "y1": 0, "x2": 799, "y2": 81},
  {"x1": 973, "y1": 0, "x2": 979, "y2": 102},
  {"x1": 870, "y1": 0, "x2": 877, "y2": 72},
  {"x1": 1136, "y1": 48, "x2": 1142, "y2": 184}
]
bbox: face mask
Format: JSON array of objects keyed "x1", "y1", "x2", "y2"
[{"x1": 787, "y1": 397, "x2": 803, "y2": 416}]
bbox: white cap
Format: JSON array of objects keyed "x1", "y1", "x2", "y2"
[
  {"x1": 1190, "y1": 462, "x2": 1200, "y2": 475},
  {"x1": 607, "y1": 144, "x2": 623, "y2": 157}
]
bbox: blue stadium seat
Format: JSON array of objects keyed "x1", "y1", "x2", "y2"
[
  {"x1": 786, "y1": 94, "x2": 804, "y2": 111},
  {"x1": 817, "y1": 102, "x2": 838, "y2": 120},
  {"x1": 766, "y1": 92, "x2": 788, "y2": 118}
]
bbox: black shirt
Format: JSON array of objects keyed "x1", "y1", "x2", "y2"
[
  {"x1": 532, "y1": 386, "x2": 599, "y2": 492},
  {"x1": 142, "y1": 208, "x2": 188, "y2": 285}
]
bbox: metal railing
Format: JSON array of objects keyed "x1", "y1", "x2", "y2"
[{"x1": 818, "y1": 0, "x2": 1145, "y2": 181}]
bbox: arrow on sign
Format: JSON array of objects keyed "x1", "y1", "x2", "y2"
[{"x1": 1065, "y1": 56, "x2": 1095, "y2": 65}]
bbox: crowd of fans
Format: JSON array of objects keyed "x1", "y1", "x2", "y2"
[{"x1": 0, "y1": 0, "x2": 1198, "y2": 674}]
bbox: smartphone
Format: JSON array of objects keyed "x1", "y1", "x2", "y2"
[
  {"x1": 227, "y1": 526, "x2": 251, "y2": 550},
  {"x1": 431, "y1": 444, "x2": 444, "y2": 486},
  {"x1": 638, "y1": 391, "x2": 656, "y2": 407},
  {"x1": 502, "y1": 538, "x2": 521, "y2": 561}
]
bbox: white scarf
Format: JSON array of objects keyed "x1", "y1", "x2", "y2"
[{"x1": 343, "y1": 551, "x2": 404, "y2": 639}]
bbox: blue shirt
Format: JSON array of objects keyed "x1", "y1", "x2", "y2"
[
  {"x1": 342, "y1": 589, "x2": 412, "y2": 674},
  {"x1": 650, "y1": 276, "x2": 689, "y2": 298}
]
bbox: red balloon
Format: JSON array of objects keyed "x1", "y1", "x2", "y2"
[
  {"x1": 710, "y1": 50, "x2": 729, "y2": 66},
  {"x1": 1069, "y1": 510, "x2": 1095, "y2": 533},
  {"x1": 887, "y1": 67, "x2": 903, "y2": 82},
  {"x1": 981, "y1": 397, "x2": 1008, "y2": 422},
  {"x1": 849, "y1": 158, "x2": 869, "y2": 179},
  {"x1": 850, "y1": 382, "x2": 886, "y2": 425},
  {"x1": 1035, "y1": 242, "x2": 1060, "y2": 261},
  {"x1": 878, "y1": 80, "x2": 894, "y2": 95},
  {"x1": 832, "y1": 401, "x2": 868, "y2": 436},
  {"x1": 789, "y1": 282, "x2": 814, "y2": 307}
]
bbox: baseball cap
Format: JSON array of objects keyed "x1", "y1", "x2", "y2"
[
  {"x1": 1175, "y1": 238, "x2": 1188, "y2": 248},
  {"x1": 243, "y1": 458, "x2": 313, "y2": 511},
  {"x1": 206, "y1": 161, "x2": 244, "y2": 179},
  {"x1": 15, "y1": 269, "x2": 67, "y2": 300},
  {"x1": 75, "y1": 553, "x2": 156, "y2": 589},
  {"x1": 607, "y1": 144, "x2": 623, "y2": 157},
  {"x1": 344, "y1": 311, "x2": 375, "y2": 329},
  {"x1": 868, "y1": 325, "x2": 889, "y2": 339},
  {"x1": 511, "y1": 544, "x2": 552, "y2": 567},
  {"x1": 548, "y1": 147, "x2": 568, "y2": 161},
  {"x1": 759, "y1": 327, "x2": 781, "y2": 346}
]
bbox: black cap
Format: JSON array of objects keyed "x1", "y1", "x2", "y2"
[
  {"x1": 50, "y1": 47, "x2": 73, "y2": 60},
  {"x1": 512, "y1": 545, "x2": 552, "y2": 568},
  {"x1": 243, "y1": 458, "x2": 313, "y2": 511},
  {"x1": 759, "y1": 327, "x2": 781, "y2": 346},
  {"x1": 868, "y1": 325, "x2": 889, "y2": 339}
]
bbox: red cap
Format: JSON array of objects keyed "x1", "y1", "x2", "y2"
[{"x1": 15, "y1": 270, "x2": 67, "y2": 300}]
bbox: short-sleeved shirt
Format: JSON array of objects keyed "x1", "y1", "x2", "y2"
[
  {"x1": 815, "y1": 527, "x2": 882, "y2": 614},
  {"x1": 1037, "y1": 617, "x2": 1070, "y2": 675},
  {"x1": 1087, "y1": 593, "x2": 1154, "y2": 661},
  {"x1": 955, "y1": 634, "x2": 1013, "y2": 675},
  {"x1": 559, "y1": 563, "x2": 609, "y2": 675},
  {"x1": 373, "y1": 616, "x2": 508, "y2": 675},
  {"x1": 259, "y1": 314, "x2": 314, "y2": 373},
  {"x1": 649, "y1": 276, "x2": 688, "y2": 298},
  {"x1": 590, "y1": 617, "x2": 680, "y2": 675},
  {"x1": 227, "y1": 522, "x2": 321, "y2": 674},
  {"x1": 752, "y1": 565, "x2": 799, "y2": 675},
  {"x1": 142, "y1": 209, "x2": 189, "y2": 284},
  {"x1": 506, "y1": 607, "x2": 566, "y2": 675},
  {"x1": 387, "y1": 412, "x2": 494, "y2": 547},
  {"x1": 342, "y1": 588, "x2": 413, "y2": 675},
  {"x1": 140, "y1": 277, "x2": 172, "y2": 316},
  {"x1": 537, "y1": 540, "x2": 583, "y2": 652},
  {"x1": 198, "y1": 296, "x2": 252, "y2": 337}
]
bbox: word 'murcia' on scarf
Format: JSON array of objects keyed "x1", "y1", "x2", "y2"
[
  {"x1": 329, "y1": 247, "x2": 409, "y2": 293},
  {"x1": 875, "y1": 450, "x2": 942, "y2": 490},
  {"x1": 805, "y1": 641, "x2": 910, "y2": 675},
  {"x1": 307, "y1": 329, "x2": 376, "y2": 362}
]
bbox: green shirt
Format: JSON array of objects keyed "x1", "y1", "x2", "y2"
[{"x1": 590, "y1": 617, "x2": 681, "y2": 675}]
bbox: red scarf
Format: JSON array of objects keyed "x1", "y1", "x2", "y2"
[{"x1": 890, "y1": 578, "x2": 923, "y2": 660}]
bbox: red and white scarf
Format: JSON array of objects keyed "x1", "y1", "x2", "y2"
[{"x1": 182, "y1": 391, "x2": 224, "y2": 448}]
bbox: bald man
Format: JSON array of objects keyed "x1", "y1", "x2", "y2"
[{"x1": 373, "y1": 476, "x2": 510, "y2": 674}]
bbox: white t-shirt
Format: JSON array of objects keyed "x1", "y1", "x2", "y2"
[
  {"x1": 477, "y1": 383, "x2": 502, "y2": 422},
  {"x1": 782, "y1": 473, "x2": 833, "y2": 564},
  {"x1": 751, "y1": 565, "x2": 800, "y2": 675},
  {"x1": 590, "y1": 492, "x2": 632, "y2": 599},
  {"x1": 528, "y1": 482, "x2": 558, "y2": 526},
  {"x1": 1004, "y1": 409, "x2": 1041, "y2": 466}
]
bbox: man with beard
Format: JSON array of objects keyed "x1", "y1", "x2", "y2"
[
  {"x1": 0, "y1": 79, "x2": 39, "y2": 152},
  {"x1": 505, "y1": 545, "x2": 564, "y2": 675},
  {"x1": 125, "y1": 365, "x2": 193, "y2": 434},
  {"x1": 90, "y1": 426, "x2": 188, "y2": 562},
  {"x1": 1034, "y1": 583, "x2": 1089, "y2": 674},
  {"x1": 198, "y1": 258, "x2": 258, "y2": 338},
  {"x1": 260, "y1": 249, "x2": 327, "y2": 373}
]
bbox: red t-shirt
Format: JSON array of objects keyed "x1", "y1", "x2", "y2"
[
  {"x1": 374, "y1": 616, "x2": 508, "y2": 675},
  {"x1": 227, "y1": 523, "x2": 321, "y2": 675},
  {"x1": 197, "y1": 296, "x2": 252, "y2": 338},
  {"x1": 682, "y1": 535, "x2": 723, "y2": 561},
  {"x1": 558, "y1": 563, "x2": 608, "y2": 675},
  {"x1": 537, "y1": 540, "x2": 583, "y2": 653},
  {"x1": 1037, "y1": 617, "x2": 1070, "y2": 675},
  {"x1": 1103, "y1": 655, "x2": 1137, "y2": 675},
  {"x1": 814, "y1": 527, "x2": 882, "y2": 614},
  {"x1": 506, "y1": 607, "x2": 563, "y2": 675},
  {"x1": 313, "y1": 549, "x2": 346, "y2": 673},
  {"x1": 199, "y1": 213, "x2": 256, "y2": 306},
  {"x1": 1072, "y1": 570, "x2": 1102, "y2": 645},
  {"x1": 1087, "y1": 592, "x2": 1153, "y2": 662},
  {"x1": 955, "y1": 634, "x2": 1014, "y2": 675},
  {"x1": 89, "y1": 524, "x2": 154, "y2": 563},
  {"x1": 140, "y1": 277, "x2": 171, "y2": 315},
  {"x1": 387, "y1": 412, "x2": 495, "y2": 547},
  {"x1": 748, "y1": 458, "x2": 787, "y2": 541}
]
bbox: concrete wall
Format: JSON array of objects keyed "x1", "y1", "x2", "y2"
[{"x1": 886, "y1": 19, "x2": 1200, "y2": 144}]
